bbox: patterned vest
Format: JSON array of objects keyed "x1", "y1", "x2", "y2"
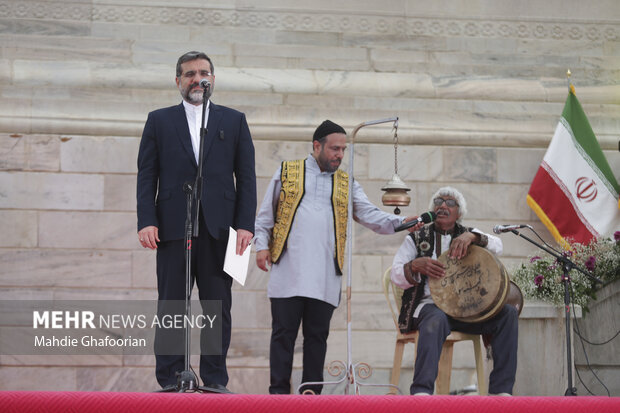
[
  {"x1": 397, "y1": 222, "x2": 468, "y2": 333},
  {"x1": 269, "y1": 159, "x2": 349, "y2": 274}
]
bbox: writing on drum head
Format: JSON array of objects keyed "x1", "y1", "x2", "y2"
[{"x1": 441, "y1": 260, "x2": 487, "y2": 311}]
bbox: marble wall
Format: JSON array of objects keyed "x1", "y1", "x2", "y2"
[{"x1": 0, "y1": 0, "x2": 618, "y2": 395}]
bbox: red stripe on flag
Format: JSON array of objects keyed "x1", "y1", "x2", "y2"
[{"x1": 528, "y1": 166, "x2": 594, "y2": 244}]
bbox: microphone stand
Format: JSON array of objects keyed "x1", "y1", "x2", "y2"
[
  {"x1": 506, "y1": 229, "x2": 602, "y2": 396},
  {"x1": 158, "y1": 83, "x2": 220, "y2": 393}
]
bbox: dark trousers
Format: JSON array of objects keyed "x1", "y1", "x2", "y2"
[
  {"x1": 411, "y1": 303, "x2": 518, "y2": 395},
  {"x1": 154, "y1": 216, "x2": 232, "y2": 388},
  {"x1": 269, "y1": 297, "x2": 335, "y2": 394}
]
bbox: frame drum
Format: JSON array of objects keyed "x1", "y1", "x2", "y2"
[
  {"x1": 429, "y1": 245, "x2": 509, "y2": 323},
  {"x1": 507, "y1": 280, "x2": 524, "y2": 316}
]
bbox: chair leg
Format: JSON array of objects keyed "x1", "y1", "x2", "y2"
[
  {"x1": 389, "y1": 340, "x2": 406, "y2": 394},
  {"x1": 436, "y1": 342, "x2": 454, "y2": 395},
  {"x1": 473, "y1": 337, "x2": 487, "y2": 395}
]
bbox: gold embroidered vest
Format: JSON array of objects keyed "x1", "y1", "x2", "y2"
[
  {"x1": 269, "y1": 159, "x2": 349, "y2": 274},
  {"x1": 331, "y1": 168, "x2": 349, "y2": 274}
]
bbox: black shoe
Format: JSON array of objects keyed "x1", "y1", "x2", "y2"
[
  {"x1": 202, "y1": 383, "x2": 233, "y2": 394},
  {"x1": 155, "y1": 384, "x2": 179, "y2": 393}
]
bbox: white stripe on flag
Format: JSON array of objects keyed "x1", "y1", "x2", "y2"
[
  {"x1": 543, "y1": 121, "x2": 620, "y2": 237},
  {"x1": 540, "y1": 160, "x2": 598, "y2": 238}
]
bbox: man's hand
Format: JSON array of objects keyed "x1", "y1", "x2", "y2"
[
  {"x1": 411, "y1": 256, "x2": 445, "y2": 279},
  {"x1": 236, "y1": 229, "x2": 253, "y2": 255},
  {"x1": 402, "y1": 215, "x2": 425, "y2": 233},
  {"x1": 256, "y1": 249, "x2": 272, "y2": 271},
  {"x1": 448, "y1": 232, "x2": 479, "y2": 259},
  {"x1": 138, "y1": 226, "x2": 159, "y2": 250}
]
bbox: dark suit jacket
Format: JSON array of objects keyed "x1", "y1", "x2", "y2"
[{"x1": 136, "y1": 101, "x2": 256, "y2": 242}]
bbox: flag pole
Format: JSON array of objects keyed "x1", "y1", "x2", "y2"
[{"x1": 567, "y1": 69, "x2": 574, "y2": 94}]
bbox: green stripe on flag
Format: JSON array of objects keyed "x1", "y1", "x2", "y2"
[{"x1": 562, "y1": 92, "x2": 620, "y2": 196}]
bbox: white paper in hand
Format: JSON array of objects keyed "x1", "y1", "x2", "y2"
[{"x1": 223, "y1": 227, "x2": 251, "y2": 286}]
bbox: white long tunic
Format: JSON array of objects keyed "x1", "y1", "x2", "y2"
[{"x1": 254, "y1": 155, "x2": 403, "y2": 307}]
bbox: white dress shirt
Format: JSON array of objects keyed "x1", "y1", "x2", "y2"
[{"x1": 182, "y1": 100, "x2": 210, "y2": 163}]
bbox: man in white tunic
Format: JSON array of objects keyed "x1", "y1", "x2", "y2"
[{"x1": 255, "y1": 120, "x2": 412, "y2": 394}]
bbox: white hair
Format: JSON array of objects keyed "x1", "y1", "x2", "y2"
[{"x1": 428, "y1": 186, "x2": 467, "y2": 222}]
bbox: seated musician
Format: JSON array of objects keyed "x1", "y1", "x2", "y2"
[{"x1": 391, "y1": 186, "x2": 518, "y2": 396}]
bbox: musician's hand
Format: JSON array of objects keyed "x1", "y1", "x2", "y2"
[
  {"x1": 256, "y1": 249, "x2": 272, "y2": 271},
  {"x1": 448, "y1": 232, "x2": 479, "y2": 259},
  {"x1": 411, "y1": 256, "x2": 445, "y2": 279},
  {"x1": 402, "y1": 216, "x2": 424, "y2": 233}
]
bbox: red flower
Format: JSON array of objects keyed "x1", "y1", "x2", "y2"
[{"x1": 534, "y1": 274, "x2": 544, "y2": 288}]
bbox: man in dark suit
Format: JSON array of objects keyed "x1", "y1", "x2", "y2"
[{"x1": 136, "y1": 51, "x2": 256, "y2": 392}]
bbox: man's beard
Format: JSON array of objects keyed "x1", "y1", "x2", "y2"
[
  {"x1": 181, "y1": 84, "x2": 212, "y2": 104},
  {"x1": 317, "y1": 153, "x2": 341, "y2": 172}
]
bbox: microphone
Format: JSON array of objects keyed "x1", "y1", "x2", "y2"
[
  {"x1": 395, "y1": 211, "x2": 436, "y2": 232},
  {"x1": 493, "y1": 224, "x2": 531, "y2": 234},
  {"x1": 199, "y1": 78, "x2": 211, "y2": 89}
]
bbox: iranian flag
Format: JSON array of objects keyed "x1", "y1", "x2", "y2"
[{"x1": 527, "y1": 88, "x2": 620, "y2": 247}]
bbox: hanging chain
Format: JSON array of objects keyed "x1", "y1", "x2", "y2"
[{"x1": 392, "y1": 119, "x2": 399, "y2": 175}]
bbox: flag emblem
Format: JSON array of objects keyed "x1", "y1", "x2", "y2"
[{"x1": 575, "y1": 177, "x2": 597, "y2": 203}]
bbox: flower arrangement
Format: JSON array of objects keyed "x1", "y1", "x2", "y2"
[{"x1": 512, "y1": 231, "x2": 620, "y2": 312}]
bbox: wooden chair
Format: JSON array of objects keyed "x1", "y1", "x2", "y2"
[{"x1": 382, "y1": 267, "x2": 487, "y2": 395}]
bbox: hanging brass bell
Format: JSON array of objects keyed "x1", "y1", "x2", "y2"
[{"x1": 381, "y1": 173, "x2": 411, "y2": 215}]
